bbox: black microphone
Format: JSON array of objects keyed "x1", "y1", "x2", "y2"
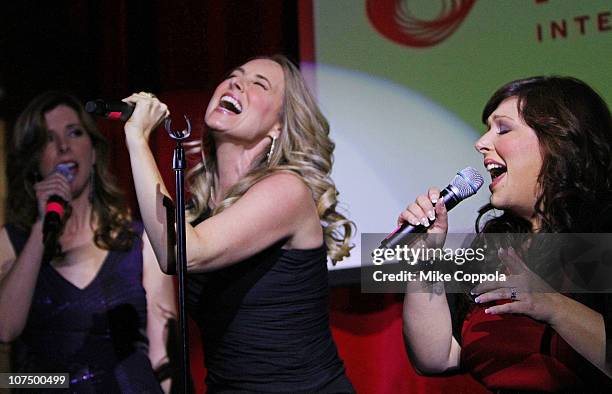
[
  {"x1": 378, "y1": 167, "x2": 484, "y2": 249},
  {"x1": 43, "y1": 195, "x2": 66, "y2": 244},
  {"x1": 85, "y1": 99, "x2": 134, "y2": 121},
  {"x1": 42, "y1": 164, "x2": 73, "y2": 248}
]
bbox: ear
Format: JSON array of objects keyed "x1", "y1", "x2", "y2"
[{"x1": 268, "y1": 121, "x2": 282, "y2": 140}]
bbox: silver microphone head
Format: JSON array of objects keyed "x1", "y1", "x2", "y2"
[
  {"x1": 450, "y1": 167, "x2": 484, "y2": 199},
  {"x1": 55, "y1": 163, "x2": 75, "y2": 182}
]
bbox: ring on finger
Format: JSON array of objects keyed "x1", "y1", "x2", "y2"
[{"x1": 510, "y1": 287, "x2": 518, "y2": 301}]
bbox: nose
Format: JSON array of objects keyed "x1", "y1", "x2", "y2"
[
  {"x1": 474, "y1": 130, "x2": 492, "y2": 154},
  {"x1": 56, "y1": 136, "x2": 69, "y2": 154},
  {"x1": 230, "y1": 76, "x2": 243, "y2": 92}
]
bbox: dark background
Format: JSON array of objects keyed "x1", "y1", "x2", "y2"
[{"x1": 0, "y1": 0, "x2": 299, "y2": 127}]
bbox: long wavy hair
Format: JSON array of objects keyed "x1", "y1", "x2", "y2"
[
  {"x1": 452, "y1": 77, "x2": 612, "y2": 330},
  {"x1": 186, "y1": 54, "x2": 354, "y2": 263},
  {"x1": 7, "y1": 91, "x2": 135, "y2": 250},
  {"x1": 476, "y1": 76, "x2": 612, "y2": 235}
]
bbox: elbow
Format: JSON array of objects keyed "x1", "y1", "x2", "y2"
[
  {"x1": 411, "y1": 361, "x2": 452, "y2": 376},
  {"x1": 403, "y1": 329, "x2": 455, "y2": 376},
  {"x1": 404, "y1": 345, "x2": 452, "y2": 375},
  {"x1": 186, "y1": 258, "x2": 208, "y2": 273},
  {"x1": 186, "y1": 253, "x2": 219, "y2": 273}
]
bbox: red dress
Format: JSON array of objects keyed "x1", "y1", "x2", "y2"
[{"x1": 461, "y1": 301, "x2": 612, "y2": 392}]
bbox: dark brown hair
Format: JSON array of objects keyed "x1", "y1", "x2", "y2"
[
  {"x1": 477, "y1": 76, "x2": 612, "y2": 234},
  {"x1": 451, "y1": 77, "x2": 612, "y2": 332},
  {"x1": 7, "y1": 91, "x2": 135, "y2": 250}
]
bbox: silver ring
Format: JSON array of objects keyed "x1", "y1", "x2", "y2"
[
  {"x1": 142, "y1": 92, "x2": 156, "y2": 98},
  {"x1": 510, "y1": 287, "x2": 518, "y2": 301}
]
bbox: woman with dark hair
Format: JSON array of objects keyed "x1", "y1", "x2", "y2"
[
  {"x1": 401, "y1": 76, "x2": 612, "y2": 391},
  {"x1": 123, "y1": 55, "x2": 355, "y2": 392},
  {"x1": 0, "y1": 91, "x2": 176, "y2": 392}
]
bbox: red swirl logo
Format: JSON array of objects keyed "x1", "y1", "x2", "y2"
[{"x1": 366, "y1": 0, "x2": 477, "y2": 48}]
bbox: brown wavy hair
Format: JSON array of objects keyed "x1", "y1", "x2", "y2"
[
  {"x1": 6, "y1": 91, "x2": 135, "y2": 250},
  {"x1": 451, "y1": 77, "x2": 612, "y2": 332},
  {"x1": 186, "y1": 54, "x2": 355, "y2": 263},
  {"x1": 476, "y1": 76, "x2": 612, "y2": 235}
]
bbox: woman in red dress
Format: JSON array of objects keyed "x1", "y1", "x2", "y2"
[{"x1": 401, "y1": 76, "x2": 612, "y2": 392}]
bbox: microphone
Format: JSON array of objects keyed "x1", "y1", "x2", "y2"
[
  {"x1": 42, "y1": 163, "x2": 73, "y2": 247},
  {"x1": 379, "y1": 167, "x2": 484, "y2": 249},
  {"x1": 85, "y1": 99, "x2": 134, "y2": 121}
]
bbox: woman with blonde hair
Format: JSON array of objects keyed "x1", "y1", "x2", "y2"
[{"x1": 124, "y1": 55, "x2": 355, "y2": 392}]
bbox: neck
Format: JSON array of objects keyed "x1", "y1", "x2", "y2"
[
  {"x1": 63, "y1": 185, "x2": 94, "y2": 235},
  {"x1": 213, "y1": 138, "x2": 270, "y2": 201}
]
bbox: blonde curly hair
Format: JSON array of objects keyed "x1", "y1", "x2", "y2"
[{"x1": 186, "y1": 54, "x2": 354, "y2": 263}]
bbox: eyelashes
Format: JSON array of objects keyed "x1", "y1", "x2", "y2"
[
  {"x1": 45, "y1": 128, "x2": 85, "y2": 142},
  {"x1": 225, "y1": 74, "x2": 269, "y2": 90},
  {"x1": 254, "y1": 81, "x2": 268, "y2": 90},
  {"x1": 69, "y1": 128, "x2": 85, "y2": 137},
  {"x1": 496, "y1": 122, "x2": 511, "y2": 134}
]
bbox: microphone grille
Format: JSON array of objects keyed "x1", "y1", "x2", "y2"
[
  {"x1": 85, "y1": 99, "x2": 105, "y2": 115},
  {"x1": 55, "y1": 163, "x2": 75, "y2": 182},
  {"x1": 450, "y1": 167, "x2": 484, "y2": 199}
]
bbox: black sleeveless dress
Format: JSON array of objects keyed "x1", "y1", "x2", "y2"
[
  {"x1": 187, "y1": 240, "x2": 353, "y2": 393},
  {"x1": 6, "y1": 222, "x2": 162, "y2": 393}
]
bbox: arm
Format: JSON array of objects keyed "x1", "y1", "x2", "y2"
[
  {"x1": 185, "y1": 172, "x2": 322, "y2": 271},
  {"x1": 123, "y1": 95, "x2": 321, "y2": 273},
  {"x1": 403, "y1": 283, "x2": 461, "y2": 374},
  {"x1": 401, "y1": 188, "x2": 461, "y2": 373},
  {"x1": 483, "y1": 292, "x2": 610, "y2": 377},
  {"x1": 0, "y1": 171, "x2": 72, "y2": 342},
  {"x1": 123, "y1": 94, "x2": 172, "y2": 272},
  {"x1": 142, "y1": 232, "x2": 176, "y2": 393},
  {"x1": 550, "y1": 295, "x2": 611, "y2": 377},
  {"x1": 0, "y1": 222, "x2": 44, "y2": 342},
  {"x1": 474, "y1": 248, "x2": 612, "y2": 377}
]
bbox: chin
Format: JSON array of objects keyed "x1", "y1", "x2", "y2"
[{"x1": 489, "y1": 194, "x2": 508, "y2": 211}]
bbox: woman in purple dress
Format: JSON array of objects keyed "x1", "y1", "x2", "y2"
[{"x1": 0, "y1": 91, "x2": 176, "y2": 393}]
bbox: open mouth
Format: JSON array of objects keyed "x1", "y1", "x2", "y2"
[
  {"x1": 219, "y1": 95, "x2": 242, "y2": 114},
  {"x1": 486, "y1": 163, "x2": 507, "y2": 181}
]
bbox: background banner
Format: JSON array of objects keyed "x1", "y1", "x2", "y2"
[{"x1": 299, "y1": 0, "x2": 612, "y2": 270}]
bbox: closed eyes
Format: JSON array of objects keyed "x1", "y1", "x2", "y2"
[{"x1": 496, "y1": 122, "x2": 511, "y2": 134}]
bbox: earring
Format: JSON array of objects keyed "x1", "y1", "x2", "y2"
[{"x1": 267, "y1": 135, "x2": 277, "y2": 164}]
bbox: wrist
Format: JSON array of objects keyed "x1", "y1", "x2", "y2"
[
  {"x1": 27, "y1": 220, "x2": 45, "y2": 249},
  {"x1": 546, "y1": 292, "x2": 568, "y2": 328},
  {"x1": 124, "y1": 130, "x2": 150, "y2": 150},
  {"x1": 31, "y1": 220, "x2": 43, "y2": 235}
]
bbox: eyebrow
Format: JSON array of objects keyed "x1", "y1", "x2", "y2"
[
  {"x1": 234, "y1": 67, "x2": 272, "y2": 88},
  {"x1": 486, "y1": 114, "x2": 513, "y2": 127},
  {"x1": 47, "y1": 123, "x2": 81, "y2": 132}
]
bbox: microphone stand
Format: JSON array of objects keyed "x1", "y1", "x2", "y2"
[{"x1": 164, "y1": 116, "x2": 192, "y2": 393}]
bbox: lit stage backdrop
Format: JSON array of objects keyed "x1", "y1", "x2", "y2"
[{"x1": 298, "y1": 0, "x2": 612, "y2": 271}]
